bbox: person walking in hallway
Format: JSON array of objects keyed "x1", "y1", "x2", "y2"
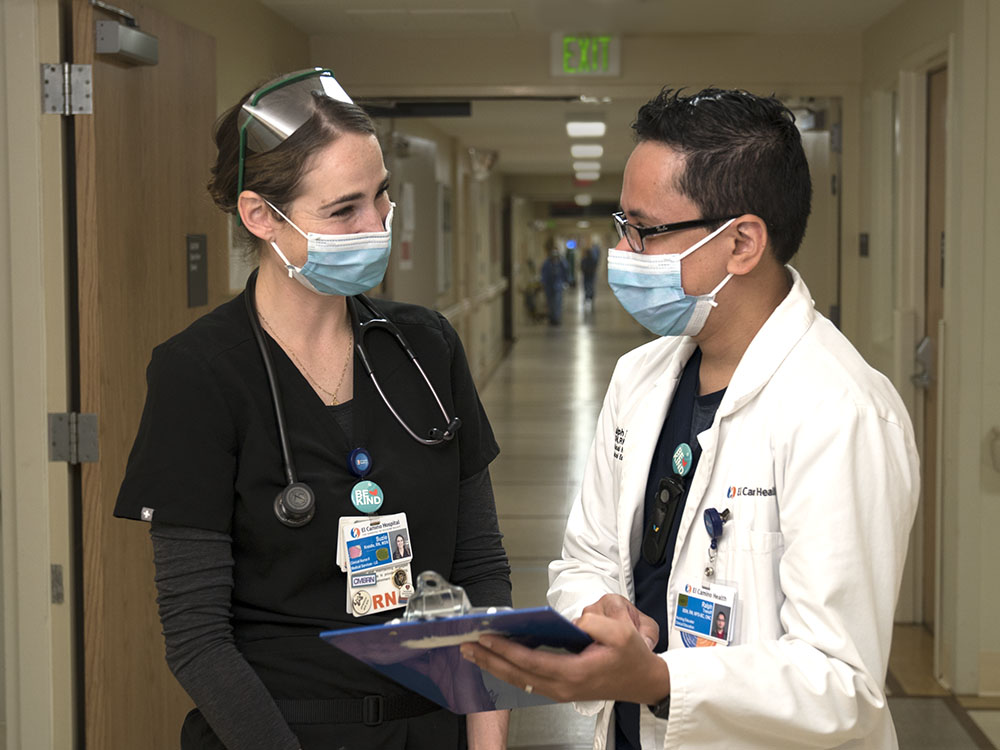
[
  {"x1": 580, "y1": 241, "x2": 600, "y2": 308},
  {"x1": 541, "y1": 241, "x2": 570, "y2": 326},
  {"x1": 463, "y1": 87, "x2": 919, "y2": 749}
]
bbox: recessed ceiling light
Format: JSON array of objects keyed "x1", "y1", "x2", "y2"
[
  {"x1": 574, "y1": 194, "x2": 593, "y2": 206},
  {"x1": 573, "y1": 160, "x2": 601, "y2": 171},
  {"x1": 571, "y1": 144, "x2": 603, "y2": 159},
  {"x1": 575, "y1": 170, "x2": 600, "y2": 181},
  {"x1": 566, "y1": 121, "x2": 607, "y2": 138},
  {"x1": 577, "y1": 220, "x2": 592, "y2": 228}
]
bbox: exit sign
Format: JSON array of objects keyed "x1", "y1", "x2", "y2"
[{"x1": 551, "y1": 33, "x2": 621, "y2": 77}]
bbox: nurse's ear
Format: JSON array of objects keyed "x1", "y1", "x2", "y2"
[
  {"x1": 725, "y1": 214, "x2": 769, "y2": 276},
  {"x1": 238, "y1": 191, "x2": 282, "y2": 242}
]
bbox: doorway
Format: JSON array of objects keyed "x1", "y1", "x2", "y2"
[{"x1": 70, "y1": 1, "x2": 227, "y2": 746}]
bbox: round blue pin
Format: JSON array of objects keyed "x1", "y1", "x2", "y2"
[
  {"x1": 672, "y1": 443, "x2": 693, "y2": 476},
  {"x1": 348, "y1": 447, "x2": 372, "y2": 478},
  {"x1": 351, "y1": 480, "x2": 383, "y2": 514}
]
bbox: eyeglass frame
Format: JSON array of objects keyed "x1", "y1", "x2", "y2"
[
  {"x1": 612, "y1": 211, "x2": 739, "y2": 253},
  {"x1": 237, "y1": 68, "x2": 345, "y2": 198}
]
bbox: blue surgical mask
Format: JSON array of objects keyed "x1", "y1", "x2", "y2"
[
  {"x1": 607, "y1": 219, "x2": 735, "y2": 336},
  {"x1": 265, "y1": 201, "x2": 394, "y2": 297}
]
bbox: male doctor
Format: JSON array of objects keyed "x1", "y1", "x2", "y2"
[{"x1": 462, "y1": 88, "x2": 919, "y2": 749}]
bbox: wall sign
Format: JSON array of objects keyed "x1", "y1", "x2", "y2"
[
  {"x1": 551, "y1": 32, "x2": 621, "y2": 76},
  {"x1": 186, "y1": 234, "x2": 208, "y2": 307}
]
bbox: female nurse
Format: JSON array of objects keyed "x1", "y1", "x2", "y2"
[{"x1": 114, "y1": 69, "x2": 512, "y2": 750}]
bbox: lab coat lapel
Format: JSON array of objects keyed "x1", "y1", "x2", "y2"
[
  {"x1": 717, "y1": 266, "x2": 817, "y2": 418},
  {"x1": 616, "y1": 338, "x2": 697, "y2": 597},
  {"x1": 669, "y1": 267, "x2": 817, "y2": 576}
]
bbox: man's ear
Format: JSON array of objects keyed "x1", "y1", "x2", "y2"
[
  {"x1": 238, "y1": 191, "x2": 280, "y2": 242},
  {"x1": 726, "y1": 214, "x2": 769, "y2": 276}
]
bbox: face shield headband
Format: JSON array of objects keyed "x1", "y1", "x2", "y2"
[{"x1": 236, "y1": 68, "x2": 354, "y2": 197}]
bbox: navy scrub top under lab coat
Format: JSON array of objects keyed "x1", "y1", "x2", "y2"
[{"x1": 114, "y1": 286, "x2": 501, "y2": 699}]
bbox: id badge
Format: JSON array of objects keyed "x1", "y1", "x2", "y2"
[
  {"x1": 673, "y1": 582, "x2": 737, "y2": 647},
  {"x1": 336, "y1": 512, "x2": 415, "y2": 618}
]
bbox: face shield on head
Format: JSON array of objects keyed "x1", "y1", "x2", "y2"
[{"x1": 236, "y1": 68, "x2": 354, "y2": 196}]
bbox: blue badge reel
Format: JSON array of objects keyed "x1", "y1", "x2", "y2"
[{"x1": 349, "y1": 447, "x2": 372, "y2": 478}]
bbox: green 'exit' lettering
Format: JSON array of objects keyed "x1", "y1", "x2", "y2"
[{"x1": 562, "y1": 35, "x2": 612, "y2": 74}]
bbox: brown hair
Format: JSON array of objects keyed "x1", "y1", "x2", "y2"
[{"x1": 207, "y1": 84, "x2": 377, "y2": 257}]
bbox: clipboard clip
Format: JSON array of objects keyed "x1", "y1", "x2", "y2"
[
  {"x1": 400, "y1": 571, "x2": 511, "y2": 622},
  {"x1": 401, "y1": 571, "x2": 473, "y2": 621}
]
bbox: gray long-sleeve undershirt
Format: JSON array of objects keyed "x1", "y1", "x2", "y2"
[{"x1": 151, "y1": 467, "x2": 510, "y2": 749}]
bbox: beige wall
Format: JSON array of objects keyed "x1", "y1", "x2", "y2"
[
  {"x1": 863, "y1": 0, "x2": 962, "y2": 89},
  {"x1": 979, "y1": 0, "x2": 1000, "y2": 696},
  {"x1": 309, "y1": 32, "x2": 861, "y2": 97},
  {"x1": 140, "y1": 0, "x2": 310, "y2": 114},
  {"x1": 374, "y1": 117, "x2": 508, "y2": 383},
  {"x1": 859, "y1": 0, "x2": 1000, "y2": 696}
]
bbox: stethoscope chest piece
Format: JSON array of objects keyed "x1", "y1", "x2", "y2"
[{"x1": 275, "y1": 482, "x2": 316, "y2": 527}]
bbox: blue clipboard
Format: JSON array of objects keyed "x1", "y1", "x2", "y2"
[{"x1": 319, "y1": 574, "x2": 592, "y2": 714}]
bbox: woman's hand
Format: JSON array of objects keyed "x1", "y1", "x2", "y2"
[{"x1": 459, "y1": 598, "x2": 669, "y2": 706}]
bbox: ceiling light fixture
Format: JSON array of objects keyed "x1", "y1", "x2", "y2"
[
  {"x1": 574, "y1": 194, "x2": 593, "y2": 206},
  {"x1": 575, "y1": 170, "x2": 600, "y2": 182},
  {"x1": 573, "y1": 160, "x2": 601, "y2": 171},
  {"x1": 571, "y1": 144, "x2": 603, "y2": 159},
  {"x1": 566, "y1": 121, "x2": 606, "y2": 138}
]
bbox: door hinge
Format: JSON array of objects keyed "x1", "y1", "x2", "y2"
[
  {"x1": 41, "y1": 63, "x2": 93, "y2": 116},
  {"x1": 48, "y1": 412, "x2": 99, "y2": 464}
]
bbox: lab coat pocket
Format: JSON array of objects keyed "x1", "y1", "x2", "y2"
[
  {"x1": 722, "y1": 529, "x2": 785, "y2": 644},
  {"x1": 732, "y1": 528, "x2": 784, "y2": 554}
]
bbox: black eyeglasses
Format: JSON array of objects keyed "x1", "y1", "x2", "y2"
[{"x1": 612, "y1": 211, "x2": 738, "y2": 253}]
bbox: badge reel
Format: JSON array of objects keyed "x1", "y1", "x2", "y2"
[
  {"x1": 672, "y1": 507, "x2": 737, "y2": 648},
  {"x1": 703, "y1": 506, "x2": 731, "y2": 579}
]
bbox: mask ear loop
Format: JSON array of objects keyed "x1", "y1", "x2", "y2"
[
  {"x1": 705, "y1": 273, "x2": 734, "y2": 308},
  {"x1": 680, "y1": 218, "x2": 738, "y2": 308},
  {"x1": 263, "y1": 199, "x2": 309, "y2": 279},
  {"x1": 677, "y1": 218, "x2": 736, "y2": 260}
]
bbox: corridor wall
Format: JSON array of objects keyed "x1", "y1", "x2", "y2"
[{"x1": 859, "y1": 0, "x2": 1000, "y2": 697}]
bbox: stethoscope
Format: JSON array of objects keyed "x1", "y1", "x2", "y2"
[{"x1": 244, "y1": 269, "x2": 462, "y2": 527}]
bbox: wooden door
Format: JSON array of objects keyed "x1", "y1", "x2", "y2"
[
  {"x1": 921, "y1": 66, "x2": 947, "y2": 631},
  {"x1": 72, "y1": 1, "x2": 227, "y2": 746}
]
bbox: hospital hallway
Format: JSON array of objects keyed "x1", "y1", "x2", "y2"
[{"x1": 479, "y1": 277, "x2": 1000, "y2": 750}]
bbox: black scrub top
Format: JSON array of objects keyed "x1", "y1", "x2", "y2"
[{"x1": 114, "y1": 286, "x2": 500, "y2": 699}]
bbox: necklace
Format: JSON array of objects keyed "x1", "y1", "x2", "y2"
[{"x1": 258, "y1": 310, "x2": 353, "y2": 405}]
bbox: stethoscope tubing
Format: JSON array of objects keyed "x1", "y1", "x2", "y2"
[
  {"x1": 348, "y1": 294, "x2": 460, "y2": 445},
  {"x1": 245, "y1": 270, "x2": 299, "y2": 486},
  {"x1": 246, "y1": 269, "x2": 460, "y2": 462}
]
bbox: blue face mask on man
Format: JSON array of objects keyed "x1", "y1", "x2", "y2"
[
  {"x1": 265, "y1": 201, "x2": 394, "y2": 297},
  {"x1": 607, "y1": 218, "x2": 735, "y2": 337}
]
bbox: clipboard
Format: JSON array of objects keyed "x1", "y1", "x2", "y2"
[{"x1": 320, "y1": 571, "x2": 592, "y2": 714}]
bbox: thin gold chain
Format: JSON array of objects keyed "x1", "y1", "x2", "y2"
[{"x1": 258, "y1": 310, "x2": 353, "y2": 405}]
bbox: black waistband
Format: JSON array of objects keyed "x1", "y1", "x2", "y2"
[{"x1": 274, "y1": 693, "x2": 441, "y2": 726}]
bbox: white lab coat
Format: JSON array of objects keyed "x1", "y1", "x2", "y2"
[{"x1": 548, "y1": 268, "x2": 919, "y2": 750}]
